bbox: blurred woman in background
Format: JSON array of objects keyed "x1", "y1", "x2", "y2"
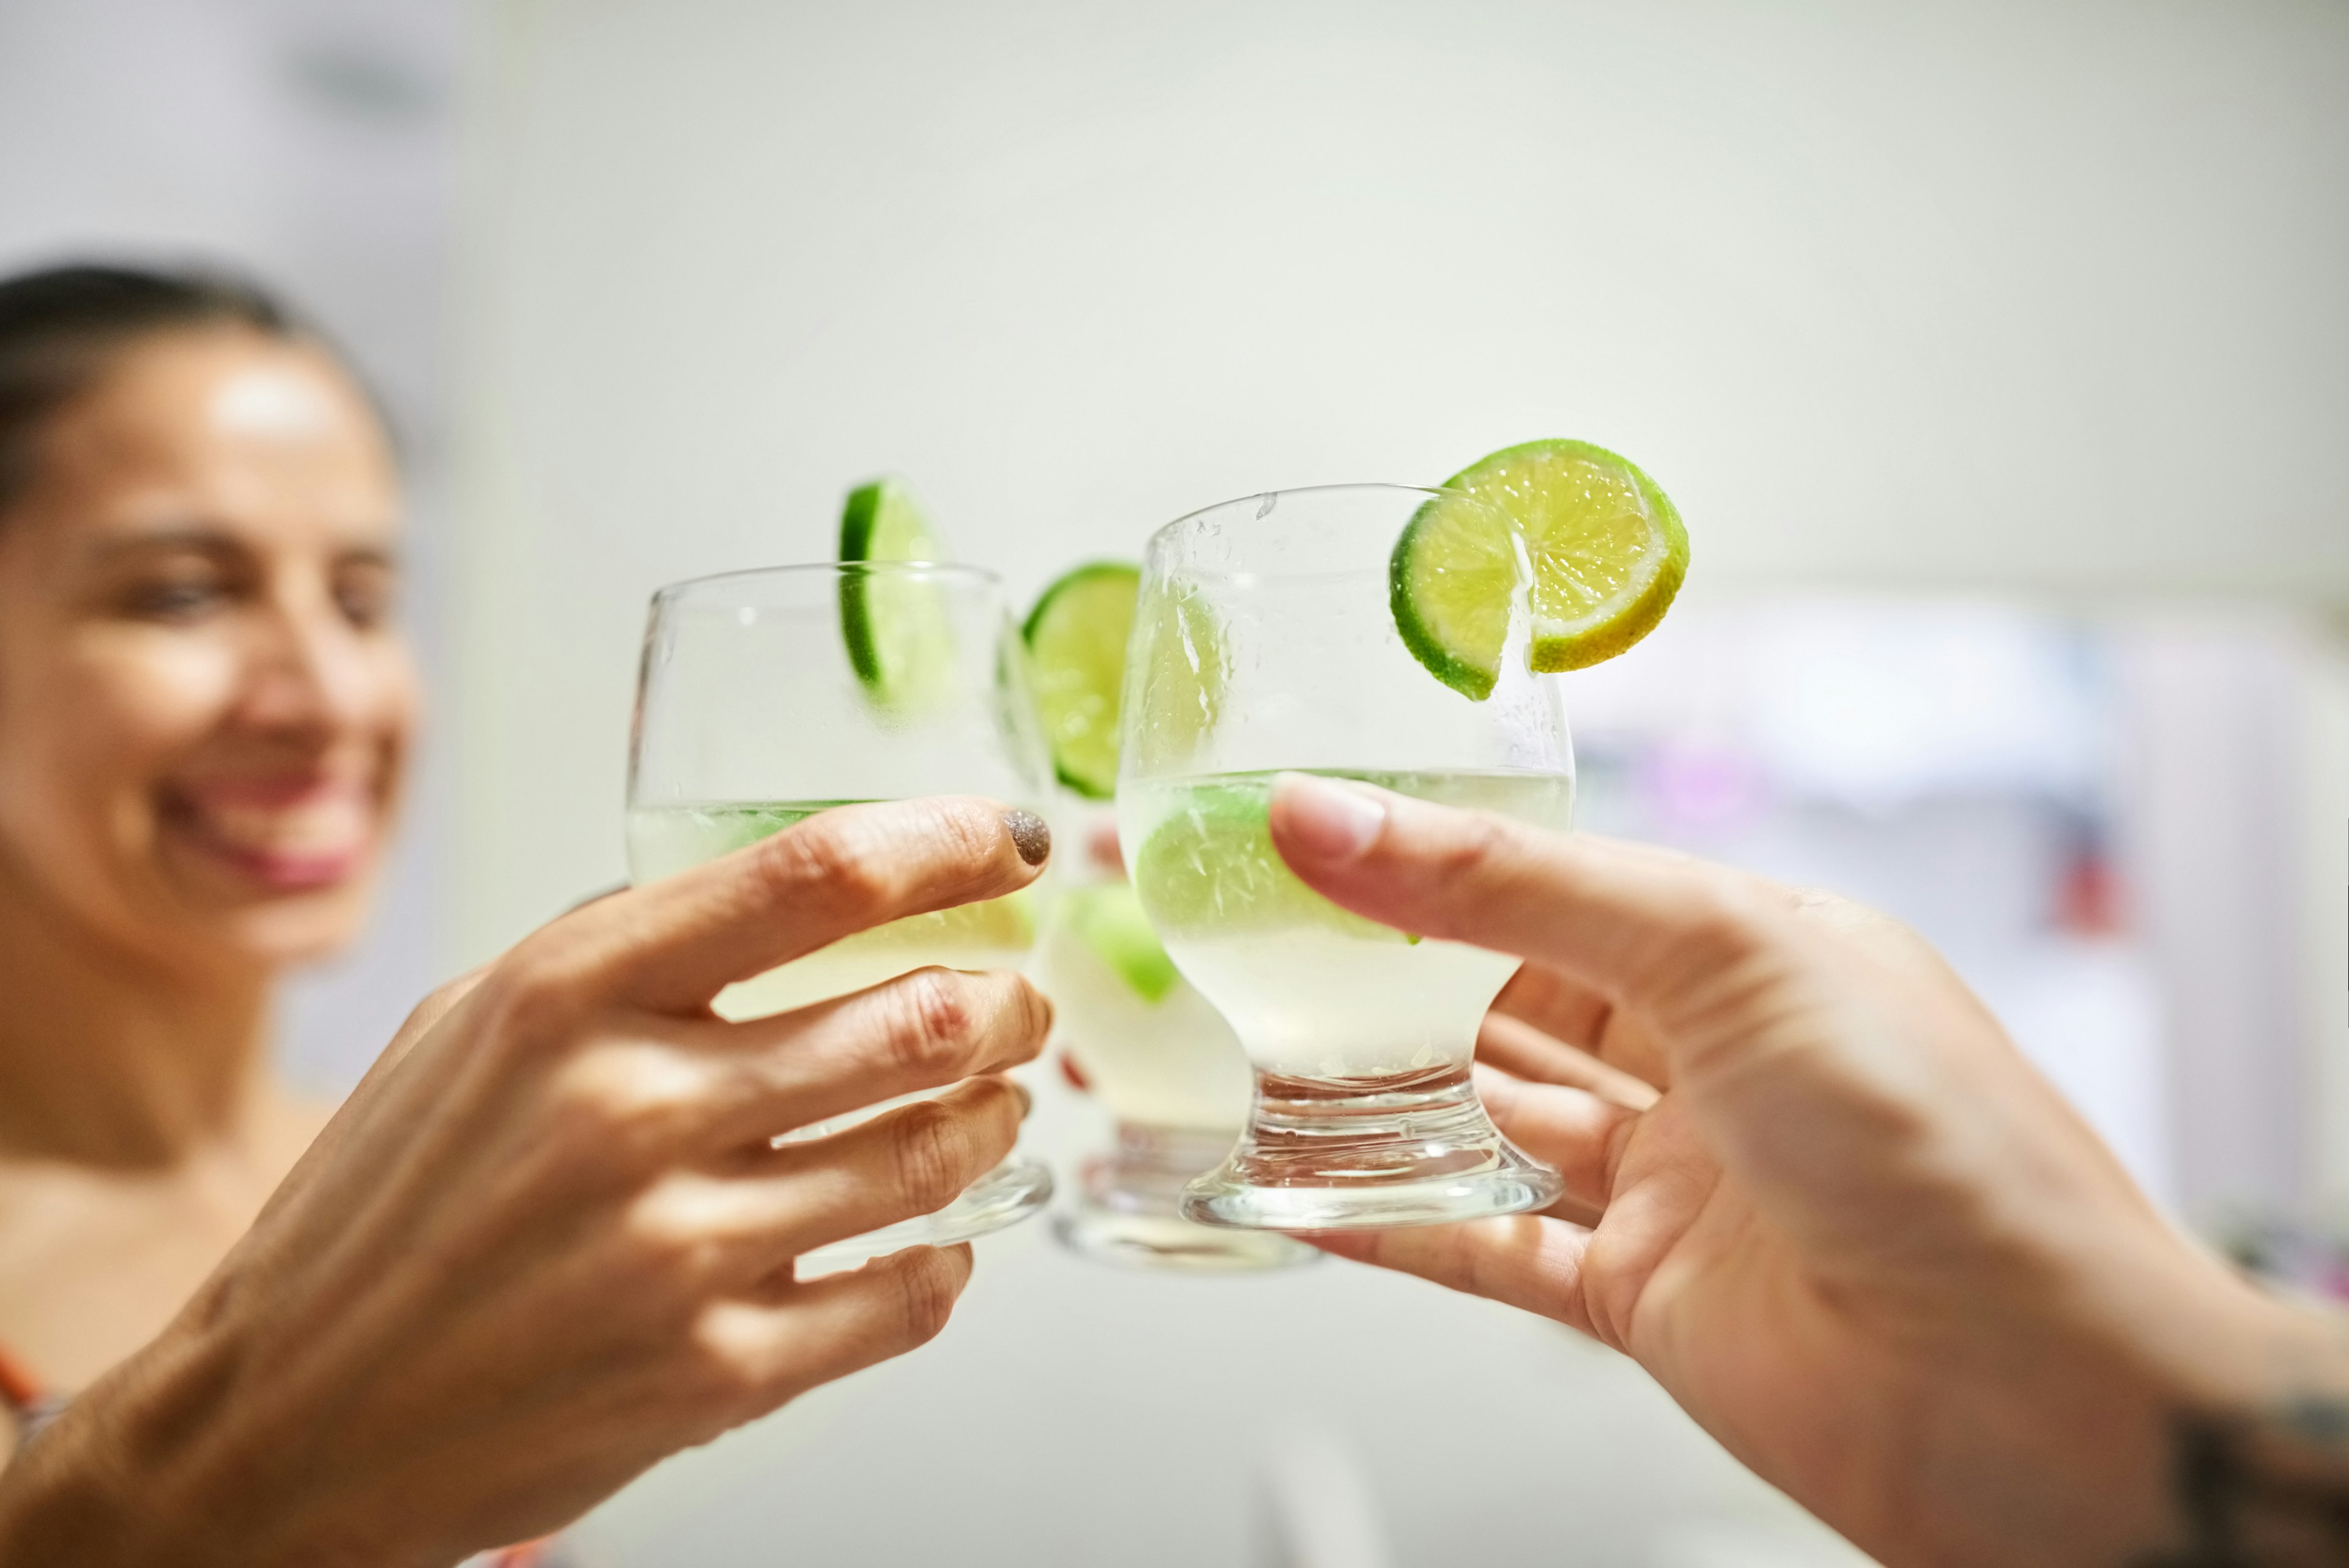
[
  {"x1": 0, "y1": 265, "x2": 1056, "y2": 1564},
  {"x1": 0, "y1": 266, "x2": 412, "y2": 1433}
]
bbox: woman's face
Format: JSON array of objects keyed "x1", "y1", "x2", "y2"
[{"x1": 0, "y1": 328, "x2": 415, "y2": 977}]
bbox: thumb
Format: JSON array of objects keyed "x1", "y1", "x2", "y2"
[{"x1": 1266, "y1": 772, "x2": 1781, "y2": 1025}]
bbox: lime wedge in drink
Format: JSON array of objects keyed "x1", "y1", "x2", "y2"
[
  {"x1": 1022, "y1": 562, "x2": 1140, "y2": 800},
  {"x1": 1392, "y1": 439, "x2": 1688, "y2": 698},
  {"x1": 1063, "y1": 882, "x2": 1181, "y2": 1002},
  {"x1": 837, "y1": 477, "x2": 957, "y2": 709},
  {"x1": 1132, "y1": 779, "x2": 1407, "y2": 944}
]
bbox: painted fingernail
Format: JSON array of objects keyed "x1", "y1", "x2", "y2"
[
  {"x1": 1273, "y1": 772, "x2": 1385, "y2": 863},
  {"x1": 1004, "y1": 809, "x2": 1051, "y2": 866}
]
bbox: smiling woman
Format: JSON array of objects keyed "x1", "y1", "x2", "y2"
[
  {"x1": 0, "y1": 272, "x2": 412, "y2": 980},
  {"x1": 0, "y1": 267, "x2": 414, "y2": 1364},
  {"x1": 0, "y1": 268, "x2": 1055, "y2": 1567}
]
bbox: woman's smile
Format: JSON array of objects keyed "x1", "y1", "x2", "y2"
[{"x1": 155, "y1": 770, "x2": 382, "y2": 893}]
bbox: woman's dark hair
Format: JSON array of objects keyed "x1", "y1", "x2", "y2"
[{"x1": 0, "y1": 263, "x2": 317, "y2": 516}]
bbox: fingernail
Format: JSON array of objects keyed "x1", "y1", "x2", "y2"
[
  {"x1": 1004, "y1": 809, "x2": 1051, "y2": 866},
  {"x1": 1011, "y1": 1079, "x2": 1034, "y2": 1119},
  {"x1": 1273, "y1": 772, "x2": 1385, "y2": 863}
]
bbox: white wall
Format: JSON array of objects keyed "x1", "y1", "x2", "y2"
[{"x1": 451, "y1": 0, "x2": 2349, "y2": 962}]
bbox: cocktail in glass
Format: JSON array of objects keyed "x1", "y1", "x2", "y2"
[
  {"x1": 1118, "y1": 485, "x2": 1572, "y2": 1230},
  {"x1": 626, "y1": 562, "x2": 1054, "y2": 1260}
]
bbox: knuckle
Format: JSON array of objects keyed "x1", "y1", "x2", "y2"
[
  {"x1": 889, "y1": 1247, "x2": 965, "y2": 1347},
  {"x1": 757, "y1": 820, "x2": 891, "y2": 921},
  {"x1": 686, "y1": 1308, "x2": 773, "y2": 1407},
  {"x1": 1679, "y1": 874, "x2": 1776, "y2": 961},
  {"x1": 475, "y1": 954, "x2": 595, "y2": 1058},
  {"x1": 623, "y1": 1177, "x2": 728, "y2": 1279},
  {"x1": 1432, "y1": 809, "x2": 1516, "y2": 885},
  {"x1": 1005, "y1": 976, "x2": 1052, "y2": 1063},
  {"x1": 887, "y1": 1100, "x2": 974, "y2": 1215},
  {"x1": 547, "y1": 1041, "x2": 707, "y2": 1165},
  {"x1": 886, "y1": 969, "x2": 980, "y2": 1080}
]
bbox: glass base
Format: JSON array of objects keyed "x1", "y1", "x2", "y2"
[
  {"x1": 1181, "y1": 1063, "x2": 1564, "y2": 1232},
  {"x1": 798, "y1": 1154, "x2": 1053, "y2": 1268},
  {"x1": 1053, "y1": 1124, "x2": 1319, "y2": 1273}
]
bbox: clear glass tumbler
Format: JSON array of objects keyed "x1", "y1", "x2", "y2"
[
  {"x1": 627, "y1": 562, "x2": 1055, "y2": 1261},
  {"x1": 1118, "y1": 485, "x2": 1572, "y2": 1230}
]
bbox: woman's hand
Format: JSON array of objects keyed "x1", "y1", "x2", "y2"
[
  {"x1": 1267, "y1": 773, "x2": 2334, "y2": 1568},
  {"x1": 0, "y1": 797, "x2": 1053, "y2": 1568}
]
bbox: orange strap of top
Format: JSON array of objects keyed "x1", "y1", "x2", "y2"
[{"x1": 0, "y1": 1343, "x2": 43, "y2": 1414}]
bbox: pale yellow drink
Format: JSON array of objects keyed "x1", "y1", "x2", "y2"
[
  {"x1": 1026, "y1": 883, "x2": 1253, "y2": 1132},
  {"x1": 625, "y1": 801, "x2": 1034, "y2": 1020},
  {"x1": 1121, "y1": 770, "x2": 1573, "y2": 1081}
]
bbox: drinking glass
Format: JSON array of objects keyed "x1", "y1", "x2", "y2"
[
  {"x1": 1118, "y1": 485, "x2": 1572, "y2": 1230},
  {"x1": 627, "y1": 562, "x2": 1054, "y2": 1261},
  {"x1": 1029, "y1": 814, "x2": 1318, "y2": 1271}
]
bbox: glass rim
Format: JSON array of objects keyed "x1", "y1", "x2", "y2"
[
  {"x1": 649, "y1": 559, "x2": 1004, "y2": 607},
  {"x1": 1147, "y1": 481, "x2": 1502, "y2": 582},
  {"x1": 1160, "y1": 480, "x2": 1471, "y2": 532}
]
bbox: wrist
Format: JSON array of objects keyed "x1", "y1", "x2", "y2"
[
  {"x1": 1847, "y1": 1214, "x2": 2309, "y2": 1567},
  {"x1": 2027, "y1": 1225, "x2": 2344, "y2": 1565},
  {"x1": 0, "y1": 1313, "x2": 334, "y2": 1568},
  {"x1": 0, "y1": 1394, "x2": 181, "y2": 1567}
]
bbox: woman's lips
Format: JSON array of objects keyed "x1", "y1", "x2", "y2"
[{"x1": 159, "y1": 776, "x2": 379, "y2": 892}]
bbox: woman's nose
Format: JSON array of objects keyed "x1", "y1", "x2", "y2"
[{"x1": 237, "y1": 589, "x2": 384, "y2": 738}]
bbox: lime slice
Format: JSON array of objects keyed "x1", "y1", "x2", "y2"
[
  {"x1": 839, "y1": 476, "x2": 945, "y2": 565},
  {"x1": 1389, "y1": 488, "x2": 1520, "y2": 700},
  {"x1": 1064, "y1": 883, "x2": 1181, "y2": 1002},
  {"x1": 1392, "y1": 440, "x2": 1688, "y2": 697},
  {"x1": 838, "y1": 477, "x2": 956, "y2": 709},
  {"x1": 1022, "y1": 562, "x2": 1139, "y2": 800},
  {"x1": 1132, "y1": 782, "x2": 1406, "y2": 944}
]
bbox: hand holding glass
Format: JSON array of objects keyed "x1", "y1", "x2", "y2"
[{"x1": 626, "y1": 563, "x2": 1054, "y2": 1261}]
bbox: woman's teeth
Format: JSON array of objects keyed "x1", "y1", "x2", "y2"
[{"x1": 169, "y1": 781, "x2": 376, "y2": 876}]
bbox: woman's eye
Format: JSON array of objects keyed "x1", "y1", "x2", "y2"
[
  {"x1": 335, "y1": 568, "x2": 396, "y2": 628},
  {"x1": 124, "y1": 579, "x2": 229, "y2": 620}
]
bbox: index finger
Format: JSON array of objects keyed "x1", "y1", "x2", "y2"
[
  {"x1": 532, "y1": 797, "x2": 1050, "y2": 1015},
  {"x1": 1266, "y1": 773, "x2": 1784, "y2": 1042}
]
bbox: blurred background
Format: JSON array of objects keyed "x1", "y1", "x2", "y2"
[{"x1": 4, "y1": 1, "x2": 2343, "y2": 1562}]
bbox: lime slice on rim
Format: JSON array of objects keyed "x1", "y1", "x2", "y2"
[
  {"x1": 839, "y1": 475, "x2": 945, "y2": 565},
  {"x1": 838, "y1": 477, "x2": 957, "y2": 710},
  {"x1": 1392, "y1": 440, "x2": 1688, "y2": 698},
  {"x1": 1022, "y1": 562, "x2": 1140, "y2": 800}
]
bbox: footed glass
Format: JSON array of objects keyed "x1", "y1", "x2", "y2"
[{"x1": 1118, "y1": 485, "x2": 1572, "y2": 1230}]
